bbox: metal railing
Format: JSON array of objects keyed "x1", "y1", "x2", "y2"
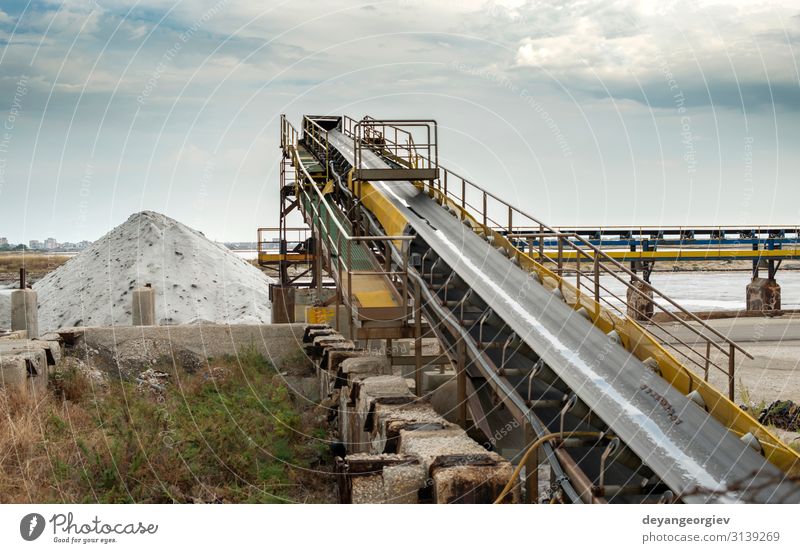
[
  {"x1": 440, "y1": 172, "x2": 752, "y2": 400},
  {"x1": 257, "y1": 227, "x2": 311, "y2": 258},
  {"x1": 343, "y1": 116, "x2": 439, "y2": 181},
  {"x1": 281, "y1": 115, "x2": 413, "y2": 334},
  {"x1": 340, "y1": 117, "x2": 750, "y2": 400},
  {"x1": 517, "y1": 232, "x2": 752, "y2": 397},
  {"x1": 301, "y1": 116, "x2": 330, "y2": 180}
]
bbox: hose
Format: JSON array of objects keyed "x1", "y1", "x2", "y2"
[{"x1": 493, "y1": 431, "x2": 605, "y2": 504}]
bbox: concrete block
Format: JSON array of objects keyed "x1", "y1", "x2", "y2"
[
  {"x1": 351, "y1": 474, "x2": 386, "y2": 504},
  {"x1": 422, "y1": 369, "x2": 455, "y2": 393},
  {"x1": 321, "y1": 345, "x2": 361, "y2": 375},
  {"x1": 343, "y1": 375, "x2": 416, "y2": 454},
  {"x1": 382, "y1": 463, "x2": 427, "y2": 504},
  {"x1": 397, "y1": 427, "x2": 516, "y2": 503},
  {"x1": 337, "y1": 356, "x2": 391, "y2": 388},
  {"x1": 747, "y1": 277, "x2": 781, "y2": 311},
  {"x1": 11, "y1": 289, "x2": 38, "y2": 339},
  {"x1": 132, "y1": 287, "x2": 156, "y2": 326},
  {"x1": 373, "y1": 402, "x2": 453, "y2": 454},
  {"x1": 398, "y1": 427, "x2": 487, "y2": 470},
  {"x1": 32, "y1": 339, "x2": 62, "y2": 367},
  {"x1": 0, "y1": 349, "x2": 48, "y2": 396},
  {"x1": 358, "y1": 375, "x2": 414, "y2": 401},
  {"x1": 310, "y1": 334, "x2": 350, "y2": 357},
  {"x1": 341, "y1": 453, "x2": 423, "y2": 504},
  {"x1": 323, "y1": 350, "x2": 364, "y2": 384},
  {"x1": 302, "y1": 324, "x2": 333, "y2": 343},
  {"x1": 431, "y1": 458, "x2": 516, "y2": 504}
]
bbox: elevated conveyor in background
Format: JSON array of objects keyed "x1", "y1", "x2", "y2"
[{"x1": 272, "y1": 114, "x2": 800, "y2": 504}]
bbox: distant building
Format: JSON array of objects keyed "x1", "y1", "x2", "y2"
[
  {"x1": 0, "y1": 237, "x2": 7, "y2": 246},
  {"x1": 44, "y1": 237, "x2": 58, "y2": 250},
  {"x1": 77, "y1": 240, "x2": 91, "y2": 250},
  {"x1": 61, "y1": 242, "x2": 76, "y2": 250},
  {"x1": 29, "y1": 240, "x2": 42, "y2": 250}
]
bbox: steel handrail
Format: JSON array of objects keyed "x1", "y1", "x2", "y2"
[
  {"x1": 351, "y1": 118, "x2": 438, "y2": 176},
  {"x1": 519, "y1": 231, "x2": 752, "y2": 359}
]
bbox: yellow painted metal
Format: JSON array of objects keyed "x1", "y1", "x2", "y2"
[
  {"x1": 341, "y1": 270, "x2": 401, "y2": 309},
  {"x1": 307, "y1": 306, "x2": 337, "y2": 324},
  {"x1": 550, "y1": 249, "x2": 800, "y2": 261},
  {"x1": 258, "y1": 253, "x2": 313, "y2": 263},
  {"x1": 354, "y1": 289, "x2": 397, "y2": 308},
  {"x1": 347, "y1": 169, "x2": 409, "y2": 246},
  {"x1": 358, "y1": 181, "x2": 800, "y2": 477}
]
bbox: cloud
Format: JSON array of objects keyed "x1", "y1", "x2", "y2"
[
  {"x1": 512, "y1": 0, "x2": 800, "y2": 110},
  {"x1": 2, "y1": 0, "x2": 800, "y2": 243}
]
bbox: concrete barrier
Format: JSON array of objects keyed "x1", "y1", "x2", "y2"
[{"x1": 57, "y1": 324, "x2": 307, "y2": 372}]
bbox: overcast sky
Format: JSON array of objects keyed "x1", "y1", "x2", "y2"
[{"x1": 0, "y1": 0, "x2": 798, "y2": 243}]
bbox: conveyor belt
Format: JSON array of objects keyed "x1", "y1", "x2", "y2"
[{"x1": 323, "y1": 129, "x2": 800, "y2": 503}]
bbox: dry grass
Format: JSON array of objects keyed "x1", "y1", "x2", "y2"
[
  {"x1": 0, "y1": 253, "x2": 71, "y2": 274},
  {"x1": 0, "y1": 347, "x2": 332, "y2": 503}
]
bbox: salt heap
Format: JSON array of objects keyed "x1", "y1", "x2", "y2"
[{"x1": 34, "y1": 211, "x2": 273, "y2": 332}]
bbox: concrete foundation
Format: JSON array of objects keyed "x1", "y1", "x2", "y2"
[
  {"x1": 270, "y1": 285, "x2": 295, "y2": 323},
  {"x1": 626, "y1": 279, "x2": 654, "y2": 321},
  {"x1": 746, "y1": 277, "x2": 781, "y2": 311},
  {"x1": 0, "y1": 338, "x2": 55, "y2": 396},
  {"x1": 422, "y1": 369, "x2": 455, "y2": 394},
  {"x1": 11, "y1": 289, "x2": 38, "y2": 339},
  {"x1": 132, "y1": 287, "x2": 156, "y2": 326},
  {"x1": 304, "y1": 328, "x2": 517, "y2": 503}
]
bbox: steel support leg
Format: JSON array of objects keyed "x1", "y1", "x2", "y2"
[
  {"x1": 525, "y1": 423, "x2": 539, "y2": 503},
  {"x1": 414, "y1": 281, "x2": 422, "y2": 396},
  {"x1": 457, "y1": 338, "x2": 466, "y2": 427}
]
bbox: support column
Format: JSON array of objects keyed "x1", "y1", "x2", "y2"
[
  {"x1": 132, "y1": 285, "x2": 156, "y2": 326},
  {"x1": 270, "y1": 285, "x2": 296, "y2": 323},
  {"x1": 11, "y1": 289, "x2": 38, "y2": 338},
  {"x1": 626, "y1": 279, "x2": 654, "y2": 321},
  {"x1": 414, "y1": 281, "x2": 422, "y2": 396},
  {"x1": 524, "y1": 423, "x2": 539, "y2": 504},
  {"x1": 746, "y1": 278, "x2": 781, "y2": 311},
  {"x1": 456, "y1": 338, "x2": 467, "y2": 427}
]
